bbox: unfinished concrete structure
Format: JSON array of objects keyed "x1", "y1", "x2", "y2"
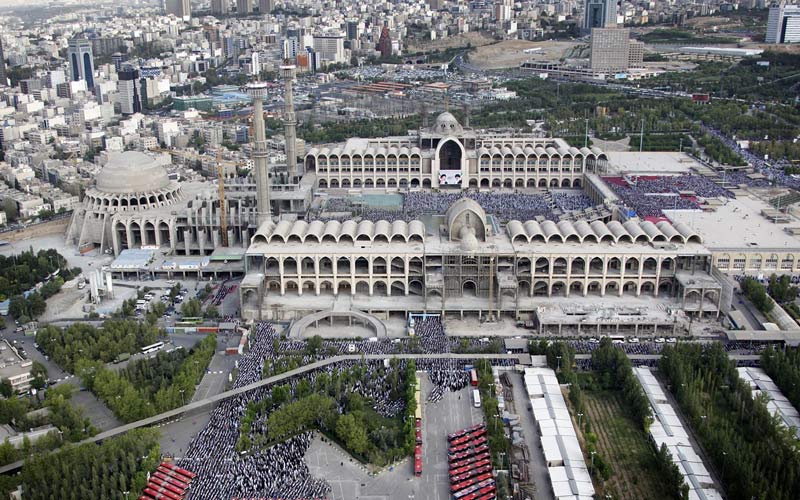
[
  {"x1": 241, "y1": 197, "x2": 722, "y2": 323},
  {"x1": 305, "y1": 112, "x2": 608, "y2": 191}
]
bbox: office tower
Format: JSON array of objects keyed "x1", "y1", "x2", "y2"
[
  {"x1": 259, "y1": 0, "x2": 273, "y2": 14},
  {"x1": 281, "y1": 65, "x2": 299, "y2": 179},
  {"x1": 767, "y1": 2, "x2": 800, "y2": 43},
  {"x1": 313, "y1": 34, "x2": 345, "y2": 64},
  {"x1": 590, "y1": 27, "x2": 630, "y2": 73},
  {"x1": 165, "y1": 0, "x2": 191, "y2": 18},
  {"x1": 237, "y1": 0, "x2": 253, "y2": 14},
  {"x1": 246, "y1": 82, "x2": 271, "y2": 225},
  {"x1": 211, "y1": 0, "x2": 230, "y2": 14},
  {"x1": 377, "y1": 26, "x2": 392, "y2": 58},
  {"x1": 118, "y1": 67, "x2": 141, "y2": 115},
  {"x1": 68, "y1": 36, "x2": 95, "y2": 90},
  {"x1": 584, "y1": 0, "x2": 617, "y2": 29},
  {"x1": 346, "y1": 20, "x2": 359, "y2": 40},
  {"x1": 0, "y1": 38, "x2": 7, "y2": 86}
]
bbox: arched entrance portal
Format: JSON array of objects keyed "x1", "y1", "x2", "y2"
[{"x1": 438, "y1": 139, "x2": 463, "y2": 186}]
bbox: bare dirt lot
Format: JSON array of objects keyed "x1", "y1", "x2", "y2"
[
  {"x1": 469, "y1": 40, "x2": 581, "y2": 69},
  {"x1": 406, "y1": 32, "x2": 495, "y2": 53}
]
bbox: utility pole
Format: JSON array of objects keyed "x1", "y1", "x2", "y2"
[{"x1": 584, "y1": 118, "x2": 589, "y2": 148}]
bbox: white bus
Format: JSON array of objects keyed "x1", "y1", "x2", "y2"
[
  {"x1": 472, "y1": 389, "x2": 481, "y2": 408},
  {"x1": 140, "y1": 342, "x2": 164, "y2": 355}
]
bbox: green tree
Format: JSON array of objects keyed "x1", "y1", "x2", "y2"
[
  {"x1": 0, "y1": 379, "x2": 12, "y2": 399},
  {"x1": 335, "y1": 413, "x2": 369, "y2": 455},
  {"x1": 181, "y1": 298, "x2": 202, "y2": 318}
]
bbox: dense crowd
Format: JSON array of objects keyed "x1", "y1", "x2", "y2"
[
  {"x1": 321, "y1": 190, "x2": 603, "y2": 224},
  {"x1": 551, "y1": 191, "x2": 595, "y2": 213},
  {"x1": 181, "y1": 318, "x2": 515, "y2": 499},
  {"x1": 604, "y1": 174, "x2": 733, "y2": 218},
  {"x1": 702, "y1": 125, "x2": 797, "y2": 190},
  {"x1": 181, "y1": 323, "x2": 331, "y2": 500}
]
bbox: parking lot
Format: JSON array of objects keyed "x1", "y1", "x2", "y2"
[{"x1": 305, "y1": 372, "x2": 484, "y2": 500}]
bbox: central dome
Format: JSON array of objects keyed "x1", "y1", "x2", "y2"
[
  {"x1": 432, "y1": 111, "x2": 463, "y2": 135},
  {"x1": 96, "y1": 152, "x2": 171, "y2": 194}
]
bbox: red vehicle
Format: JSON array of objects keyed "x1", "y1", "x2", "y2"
[
  {"x1": 450, "y1": 451, "x2": 490, "y2": 470},
  {"x1": 414, "y1": 444, "x2": 422, "y2": 477},
  {"x1": 143, "y1": 487, "x2": 181, "y2": 500},
  {"x1": 454, "y1": 479, "x2": 495, "y2": 499},
  {"x1": 449, "y1": 444, "x2": 489, "y2": 462},
  {"x1": 461, "y1": 485, "x2": 497, "y2": 500},
  {"x1": 157, "y1": 466, "x2": 192, "y2": 485},
  {"x1": 450, "y1": 464, "x2": 492, "y2": 483},
  {"x1": 451, "y1": 473, "x2": 493, "y2": 493},
  {"x1": 415, "y1": 427, "x2": 422, "y2": 444},
  {"x1": 450, "y1": 458, "x2": 491, "y2": 477},
  {"x1": 149, "y1": 478, "x2": 184, "y2": 497},
  {"x1": 153, "y1": 471, "x2": 189, "y2": 490},
  {"x1": 160, "y1": 462, "x2": 196, "y2": 479},
  {"x1": 448, "y1": 423, "x2": 485, "y2": 442},
  {"x1": 469, "y1": 369, "x2": 478, "y2": 387},
  {"x1": 449, "y1": 436, "x2": 488, "y2": 454}
]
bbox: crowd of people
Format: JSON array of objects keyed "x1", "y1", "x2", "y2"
[
  {"x1": 701, "y1": 125, "x2": 797, "y2": 190},
  {"x1": 321, "y1": 190, "x2": 604, "y2": 224},
  {"x1": 604, "y1": 174, "x2": 734, "y2": 218},
  {"x1": 179, "y1": 322, "x2": 332, "y2": 500},
  {"x1": 551, "y1": 191, "x2": 595, "y2": 213}
]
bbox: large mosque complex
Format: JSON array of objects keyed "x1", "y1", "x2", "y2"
[{"x1": 65, "y1": 68, "x2": 800, "y2": 335}]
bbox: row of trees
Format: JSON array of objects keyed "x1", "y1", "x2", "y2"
[
  {"x1": 36, "y1": 320, "x2": 161, "y2": 372},
  {"x1": 591, "y1": 339, "x2": 653, "y2": 431},
  {"x1": 740, "y1": 277, "x2": 774, "y2": 314},
  {"x1": 659, "y1": 343, "x2": 800, "y2": 500},
  {"x1": 760, "y1": 347, "x2": 800, "y2": 418},
  {"x1": 18, "y1": 428, "x2": 161, "y2": 500},
  {"x1": 76, "y1": 335, "x2": 216, "y2": 423}
]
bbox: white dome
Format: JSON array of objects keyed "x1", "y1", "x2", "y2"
[
  {"x1": 96, "y1": 152, "x2": 171, "y2": 194},
  {"x1": 432, "y1": 112, "x2": 463, "y2": 135}
]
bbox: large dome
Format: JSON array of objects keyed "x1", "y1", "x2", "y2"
[
  {"x1": 432, "y1": 112, "x2": 463, "y2": 135},
  {"x1": 96, "y1": 152, "x2": 171, "y2": 194}
]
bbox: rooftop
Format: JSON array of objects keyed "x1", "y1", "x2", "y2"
[{"x1": 665, "y1": 196, "x2": 800, "y2": 251}]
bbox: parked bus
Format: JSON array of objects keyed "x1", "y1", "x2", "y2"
[
  {"x1": 469, "y1": 368, "x2": 478, "y2": 387},
  {"x1": 448, "y1": 423, "x2": 485, "y2": 442},
  {"x1": 414, "y1": 444, "x2": 422, "y2": 477},
  {"x1": 472, "y1": 389, "x2": 481, "y2": 408},
  {"x1": 141, "y1": 342, "x2": 164, "y2": 355}
]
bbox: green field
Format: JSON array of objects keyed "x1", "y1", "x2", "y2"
[{"x1": 583, "y1": 390, "x2": 671, "y2": 500}]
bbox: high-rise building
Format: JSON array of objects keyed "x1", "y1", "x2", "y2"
[
  {"x1": 258, "y1": 0, "x2": 273, "y2": 14},
  {"x1": 590, "y1": 27, "x2": 630, "y2": 73},
  {"x1": 346, "y1": 20, "x2": 360, "y2": 40},
  {"x1": 118, "y1": 67, "x2": 141, "y2": 115},
  {"x1": 584, "y1": 0, "x2": 617, "y2": 30},
  {"x1": 766, "y1": 2, "x2": 800, "y2": 43},
  {"x1": 313, "y1": 34, "x2": 346, "y2": 64},
  {"x1": 68, "y1": 36, "x2": 95, "y2": 90},
  {"x1": 377, "y1": 26, "x2": 392, "y2": 59},
  {"x1": 237, "y1": 0, "x2": 253, "y2": 14},
  {"x1": 165, "y1": 0, "x2": 191, "y2": 18},
  {"x1": 0, "y1": 38, "x2": 7, "y2": 86},
  {"x1": 211, "y1": 0, "x2": 230, "y2": 14}
]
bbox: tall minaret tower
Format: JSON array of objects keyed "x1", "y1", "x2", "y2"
[
  {"x1": 246, "y1": 82, "x2": 271, "y2": 225},
  {"x1": 280, "y1": 64, "x2": 299, "y2": 180}
]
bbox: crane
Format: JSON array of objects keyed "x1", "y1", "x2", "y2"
[{"x1": 216, "y1": 148, "x2": 229, "y2": 247}]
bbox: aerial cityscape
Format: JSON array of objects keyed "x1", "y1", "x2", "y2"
[{"x1": 0, "y1": 0, "x2": 798, "y2": 499}]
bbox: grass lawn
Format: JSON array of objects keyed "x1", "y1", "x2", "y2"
[{"x1": 583, "y1": 390, "x2": 671, "y2": 500}]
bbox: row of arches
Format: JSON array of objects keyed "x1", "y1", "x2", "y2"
[
  {"x1": 266, "y1": 278, "x2": 425, "y2": 297},
  {"x1": 316, "y1": 177, "x2": 583, "y2": 190},
  {"x1": 519, "y1": 279, "x2": 674, "y2": 298},
  {"x1": 264, "y1": 256, "x2": 424, "y2": 276},
  {"x1": 86, "y1": 188, "x2": 181, "y2": 212},
  {"x1": 517, "y1": 256, "x2": 674, "y2": 275},
  {"x1": 254, "y1": 220, "x2": 425, "y2": 246},
  {"x1": 114, "y1": 219, "x2": 174, "y2": 249},
  {"x1": 508, "y1": 219, "x2": 701, "y2": 245}
]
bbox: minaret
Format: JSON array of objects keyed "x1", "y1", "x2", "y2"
[
  {"x1": 246, "y1": 82, "x2": 271, "y2": 225},
  {"x1": 280, "y1": 64, "x2": 299, "y2": 179}
]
